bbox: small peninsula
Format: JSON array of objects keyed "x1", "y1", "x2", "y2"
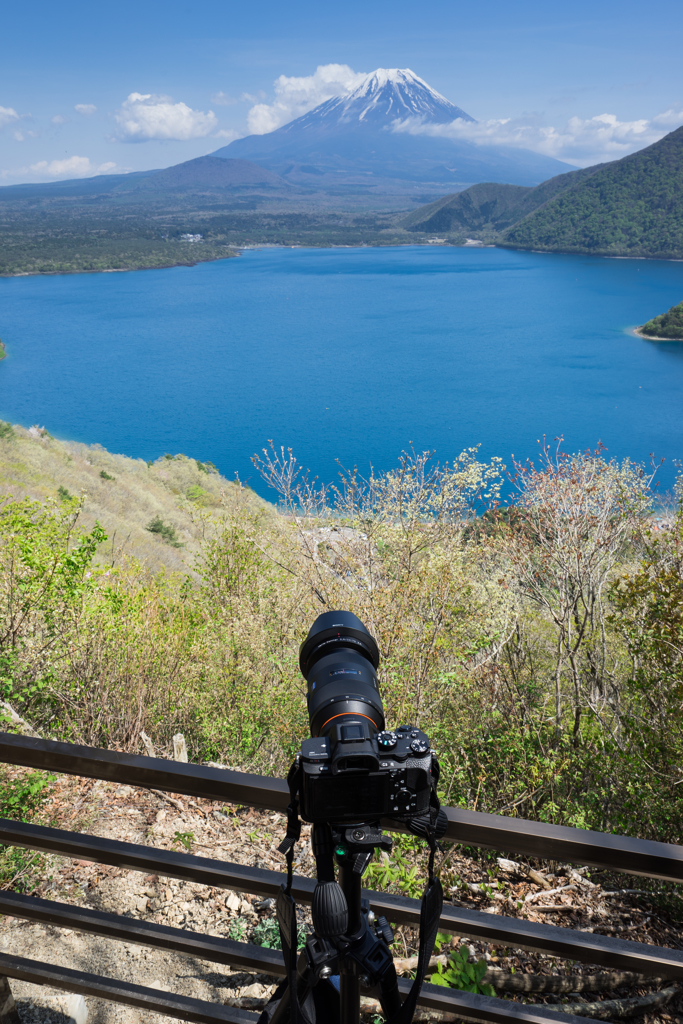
[{"x1": 637, "y1": 300, "x2": 683, "y2": 340}]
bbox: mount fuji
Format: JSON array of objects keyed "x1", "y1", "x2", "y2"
[{"x1": 212, "y1": 69, "x2": 573, "y2": 190}]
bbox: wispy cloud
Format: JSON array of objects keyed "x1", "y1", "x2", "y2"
[
  {"x1": 213, "y1": 128, "x2": 242, "y2": 141},
  {"x1": 246, "y1": 63, "x2": 366, "y2": 134},
  {"x1": 1, "y1": 155, "x2": 118, "y2": 182},
  {"x1": 74, "y1": 104, "x2": 97, "y2": 115},
  {"x1": 0, "y1": 106, "x2": 20, "y2": 130},
  {"x1": 51, "y1": 114, "x2": 69, "y2": 125},
  {"x1": 114, "y1": 93, "x2": 217, "y2": 142},
  {"x1": 390, "y1": 108, "x2": 683, "y2": 166},
  {"x1": 210, "y1": 91, "x2": 236, "y2": 107}
]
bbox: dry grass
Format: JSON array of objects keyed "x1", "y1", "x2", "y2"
[{"x1": 0, "y1": 423, "x2": 273, "y2": 572}]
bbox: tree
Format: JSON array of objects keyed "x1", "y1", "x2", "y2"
[{"x1": 503, "y1": 440, "x2": 654, "y2": 742}]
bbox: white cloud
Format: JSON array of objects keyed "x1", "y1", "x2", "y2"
[
  {"x1": 210, "y1": 91, "x2": 236, "y2": 106},
  {"x1": 51, "y1": 114, "x2": 69, "y2": 125},
  {"x1": 0, "y1": 106, "x2": 20, "y2": 130},
  {"x1": 75, "y1": 104, "x2": 97, "y2": 115},
  {"x1": 652, "y1": 108, "x2": 683, "y2": 126},
  {"x1": 114, "y1": 92, "x2": 217, "y2": 142},
  {"x1": 1, "y1": 156, "x2": 118, "y2": 182},
  {"x1": 246, "y1": 63, "x2": 366, "y2": 134},
  {"x1": 390, "y1": 108, "x2": 683, "y2": 167},
  {"x1": 213, "y1": 128, "x2": 242, "y2": 141}
]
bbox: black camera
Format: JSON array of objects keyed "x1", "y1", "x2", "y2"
[{"x1": 297, "y1": 610, "x2": 435, "y2": 825}]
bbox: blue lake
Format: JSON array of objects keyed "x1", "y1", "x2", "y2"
[{"x1": 1, "y1": 245, "x2": 683, "y2": 494}]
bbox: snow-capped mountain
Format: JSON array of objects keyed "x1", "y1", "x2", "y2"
[
  {"x1": 213, "y1": 68, "x2": 572, "y2": 190},
  {"x1": 285, "y1": 68, "x2": 475, "y2": 132}
]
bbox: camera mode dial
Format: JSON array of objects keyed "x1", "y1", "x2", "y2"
[
  {"x1": 377, "y1": 730, "x2": 397, "y2": 750},
  {"x1": 410, "y1": 737, "x2": 430, "y2": 755}
]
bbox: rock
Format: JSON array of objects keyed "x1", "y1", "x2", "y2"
[
  {"x1": 66, "y1": 994, "x2": 88, "y2": 1024},
  {"x1": 241, "y1": 983, "x2": 266, "y2": 998},
  {"x1": 135, "y1": 896, "x2": 149, "y2": 913},
  {"x1": 226, "y1": 892, "x2": 240, "y2": 912}
]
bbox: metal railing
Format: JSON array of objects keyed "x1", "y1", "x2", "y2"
[{"x1": 0, "y1": 732, "x2": 681, "y2": 1024}]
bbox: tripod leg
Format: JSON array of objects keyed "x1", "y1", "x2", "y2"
[
  {"x1": 339, "y1": 973, "x2": 360, "y2": 1024},
  {"x1": 377, "y1": 962, "x2": 402, "y2": 1019},
  {"x1": 338, "y1": 861, "x2": 362, "y2": 1024}
]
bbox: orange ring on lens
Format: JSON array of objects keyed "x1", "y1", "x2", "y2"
[{"x1": 317, "y1": 712, "x2": 379, "y2": 735}]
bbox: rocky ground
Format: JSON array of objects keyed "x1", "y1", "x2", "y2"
[{"x1": 0, "y1": 768, "x2": 682, "y2": 1024}]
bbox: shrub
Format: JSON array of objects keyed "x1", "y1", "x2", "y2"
[{"x1": 145, "y1": 516, "x2": 183, "y2": 547}]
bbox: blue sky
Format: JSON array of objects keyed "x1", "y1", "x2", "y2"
[{"x1": 2, "y1": 0, "x2": 682, "y2": 182}]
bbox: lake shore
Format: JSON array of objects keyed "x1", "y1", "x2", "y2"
[
  {"x1": 632, "y1": 325, "x2": 683, "y2": 341},
  {"x1": 0, "y1": 245, "x2": 239, "y2": 279}
]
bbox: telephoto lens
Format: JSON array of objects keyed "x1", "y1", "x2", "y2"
[{"x1": 299, "y1": 610, "x2": 384, "y2": 739}]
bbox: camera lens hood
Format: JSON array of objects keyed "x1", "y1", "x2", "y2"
[{"x1": 299, "y1": 610, "x2": 380, "y2": 679}]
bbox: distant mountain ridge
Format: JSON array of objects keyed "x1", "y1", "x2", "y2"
[
  {"x1": 0, "y1": 157, "x2": 290, "y2": 201},
  {"x1": 404, "y1": 125, "x2": 683, "y2": 259},
  {"x1": 213, "y1": 67, "x2": 573, "y2": 188}
]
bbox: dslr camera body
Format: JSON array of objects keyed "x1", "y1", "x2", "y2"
[{"x1": 297, "y1": 610, "x2": 436, "y2": 826}]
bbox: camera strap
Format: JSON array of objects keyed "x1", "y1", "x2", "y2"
[
  {"x1": 383, "y1": 780, "x2": 444, "y2": 1024},
  {"x1": 270, "y1": 758, "x2": 310, "y2": 1024}
]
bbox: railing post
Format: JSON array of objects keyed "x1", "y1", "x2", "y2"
[{"x1": 0, "y1": 974, "x2": 21, "y2": 1024}]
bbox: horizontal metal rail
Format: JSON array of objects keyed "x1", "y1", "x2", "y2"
[
  {"x1": 407, "y1": 980, "x2": 586, "y2": 1024},
  {"x1": 3, "y1": 819, "x2": 683, "y2": 981},
  {"x1": 0, "y1": 951, "x2": 590, "y2": 1024},
  {"x1": 0, "y1": 952, "x2": 259, "y2": 1024},
  {"x1": 0, "y1": 891, "x2": 285, "y2": 977},
  {"x1": 2, "y1": 732, "x2": 683, "y2": 881}
]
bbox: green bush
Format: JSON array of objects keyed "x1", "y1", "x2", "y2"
[{"x1": 145, "y1": 516, "x2": 183, "y2": 547}]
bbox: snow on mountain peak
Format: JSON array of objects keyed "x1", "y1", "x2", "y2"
[
  {"x1": 349, "y1": 68, "x2": 447, "y2": 103},
  {"x1": 282, "y1": 67, "x2": 475, "y2": 133}
]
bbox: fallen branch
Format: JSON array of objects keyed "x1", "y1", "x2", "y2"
[
  {"x1": 151, "y1": 789, "x2": 184, "y2": 811},
  {"x1": 483, "y1": 969, "x2": 666, "y2": 995},
  {"x1": 546, "y1": 985, "x2": 679, "y2": 1019},
  {"x1": 392, "y1": 960, "x2": 666, "y2": 996}
]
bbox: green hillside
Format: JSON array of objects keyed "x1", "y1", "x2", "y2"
[
  {"x1": 0, "y1": 422, "x2": 271, "y2": 571},
  {"x1": 639, "y1": 299, "x2": 683, "y2": 339},
  {"x1": 401, "y1": 165, "x2": 605, "y2": 237},
  {"x1": 502, "y1": 126, "x2": 683, "y2": 258}
]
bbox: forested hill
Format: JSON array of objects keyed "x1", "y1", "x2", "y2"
[
  {"x1": 502, "y1": 125, "x2": 683, "y2": 258},
  {"x1": 401, "y1": 164, "x2": 605, "y2": 237}
]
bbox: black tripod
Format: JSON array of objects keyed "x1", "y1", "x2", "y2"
[
  {"x1": 267, "y1": 822, "x2": 401, "y2": 1024},
  {"x1": 261, "y1": 818, "x2": 443, "y2": 1024}
]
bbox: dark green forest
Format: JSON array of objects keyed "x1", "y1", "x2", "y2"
[
  {"x1": 502, "y1": 126, "x2": 683, "y2": 258},
  {"x1": 640, "y1": 300, "x2": 683, "y2": 339}
]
